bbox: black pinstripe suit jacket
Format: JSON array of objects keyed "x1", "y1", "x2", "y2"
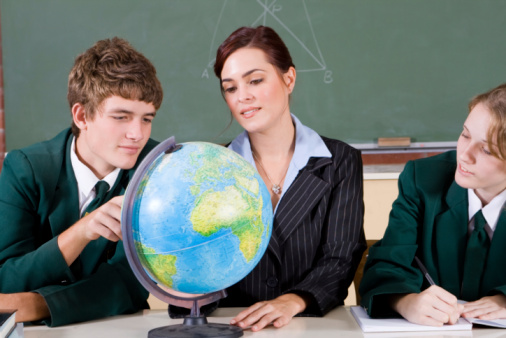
[{"x1": 219, "y1": 136, "x2": 366, "y2": 316}]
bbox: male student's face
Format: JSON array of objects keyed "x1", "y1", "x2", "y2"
[
  {"x1": 76, "y1": 95, "x2": 156, "y2": 178},
  {"x1": 455, "y1": 102, "x2": 506, "y2": 204}
]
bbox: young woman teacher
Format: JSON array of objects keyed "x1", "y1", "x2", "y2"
[{"x1": 214, "y1": 26, "x2": 366, "y2": 331}]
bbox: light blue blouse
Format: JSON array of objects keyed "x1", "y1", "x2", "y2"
[{"x1": 228, "y1": 114, "x2": 331, "y2": 214}]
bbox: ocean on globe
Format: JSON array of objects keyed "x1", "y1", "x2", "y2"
[{"x1": 127, "y1": 141, "x2": 272, "y2": 295}]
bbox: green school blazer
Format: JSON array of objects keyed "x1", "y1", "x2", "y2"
[
  {"x1": 0, "y1": 128, "x2": 158, "y2": 326},
  {"x1": 359, "y1": 151, "x2": 506, "y2": 317}
]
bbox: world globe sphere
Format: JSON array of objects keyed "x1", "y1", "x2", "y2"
[{"x1": 122, "y1": 138, "x2": 273, "y2": 298}]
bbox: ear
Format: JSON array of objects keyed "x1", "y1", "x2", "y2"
[
  {"x1": 72, "y1": 103, "x2": 87, "y2": 131},
  {"x1": 283, "y1": 66, "x2": 296, "y2": 94}
]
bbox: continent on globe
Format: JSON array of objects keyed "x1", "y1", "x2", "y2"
[
  {"x1": 136, "y1": 242, "x2": 177, "y2": 288},
  {"x1": 191, "y1": 184, "x2": 264, "y2": 262}
]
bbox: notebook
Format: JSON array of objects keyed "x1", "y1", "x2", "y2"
[
  {"x1": 457, "y1": 300, "x2": 506, "y2": 328},
  {"x1": 464, "y1": 316, "x2": 506, "y2": 328},
  {"x1": 350, "y1": 306, "x2": 484, "y2": 333}
]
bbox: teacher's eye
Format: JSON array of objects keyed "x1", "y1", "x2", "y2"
[
  {"x1": 223, "y1": 86, "x2": 236, "y2": 94},
  {"x1": 250, "y1": 78, "x2": 263, "y2": 85},
  {"x1": 460, "y1": 132, "x2": 470, "y2": 139}
]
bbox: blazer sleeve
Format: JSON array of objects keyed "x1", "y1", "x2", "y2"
[
  {"x1": 0, "y1": 150, "x2": 148, "y2": 327},
  {"x1": 359, "y1": 160, "x2": 424, "y2": 317},
  {"x1": 287, "y1": 145, "x2": 366, "y2": 315},
  {"x1": 0, "y1": 150, "x2": 75, "y2": 292},
  {"x1": 36, "y1": 241, "x2": 149, "y2": 327}
]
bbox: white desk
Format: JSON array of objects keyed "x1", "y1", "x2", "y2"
[{"x1": 23, "y1": 307, "x2": 506, "y2": 338}]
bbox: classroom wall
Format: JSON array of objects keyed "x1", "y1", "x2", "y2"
[
  {"x1": 344, "y1": 177, "x2": 399, "y2": 305},
  {"x1": 362, "y1": 178, "x2": 399, "y2": 240},
  {"x1": 3, "y1": 0, "x2": 506, "y2": 152}
]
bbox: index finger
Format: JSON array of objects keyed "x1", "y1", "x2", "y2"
[
  {"x1": 429, "y1": 285, "x2": 459, "y2": 306},
  {"x1": 109, "y1": 195, "x2": 124, "y2": 207},
  {"x1": 231, "y1": 302, "x2": 264, "y2": 325}
]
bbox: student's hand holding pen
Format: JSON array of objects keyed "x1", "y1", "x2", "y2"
[
  {"x1": 388, "y1": 256, "x2": 463, "y2": 327},
  {"x1": 389, "y1": 286, "x2": 463, "y2": 326}
]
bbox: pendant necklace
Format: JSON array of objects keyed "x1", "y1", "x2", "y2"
[{"x1": 252, "y1": 151, "x2": 288, "y2": 195}]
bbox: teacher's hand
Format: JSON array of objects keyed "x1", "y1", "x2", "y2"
[
  {"x1": 391, "y1": 285, "x2": 463, "y2": 326},
  {"x1": 461, "y1": 295, "x2": 506, "y2": 320},
  {"x1": 230, "y1": 293, "x2": 308, "y2": 332}
]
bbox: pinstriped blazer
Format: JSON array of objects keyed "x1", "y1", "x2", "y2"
[{"x1": 220, "y1": 136, "x2": 366, "y2": 316}]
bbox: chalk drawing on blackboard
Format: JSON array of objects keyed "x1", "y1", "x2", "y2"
[{"x1": 202, "y1": 0, "x2": 333, "y2": 84}]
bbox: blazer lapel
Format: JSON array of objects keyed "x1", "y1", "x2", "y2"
[
  {"x1": 434, "y1": 181, "x2": 468, "y2": 296},
  {"x1": 48, "y1": 137, "x2": 80, "y2": 236},
  {"x1": 266, "y1": 232, "x2": 282, "y2": 264},
  {"x1": 272, "y1": 157, "x2": 332, "y2": 248}
]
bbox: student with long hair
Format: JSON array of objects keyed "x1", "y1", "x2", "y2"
[{"x1": 360, "y1": 83, "x2": 506, "y2": 326}]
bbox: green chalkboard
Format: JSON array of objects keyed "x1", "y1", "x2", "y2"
[{"x1": 2, "y1": 0, "x2": 506, "y2": 151}]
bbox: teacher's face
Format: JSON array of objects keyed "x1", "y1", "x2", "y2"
[
  {"x1": 220, "y1": 47, "x2": 295, "y2": 134},
  {"x1": 455, "y1": 102, "x2": 506, "y2": 204}
]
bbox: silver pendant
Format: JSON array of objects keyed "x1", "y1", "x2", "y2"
[{"x1": 272, "y1": 184, "x2": 281, "y2": 195}]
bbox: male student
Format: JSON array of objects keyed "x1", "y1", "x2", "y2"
[{"x1": 0, "y1": 37, "x2": 163, "y2": 327}]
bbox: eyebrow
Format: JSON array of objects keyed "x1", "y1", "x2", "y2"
[
  {"x1": 221, "y1": 68, "x2": 265, "y2": 83},
  {"x1": 463, "y1": 124, "x2": 488, "y2": 143},
  {"x1": 109, "y1": 108, "x2": 157, "y2": 117}
]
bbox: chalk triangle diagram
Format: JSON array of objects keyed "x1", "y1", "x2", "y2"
[{"x1": 206, "y1": 0, "x2": 327, "y2": 74}]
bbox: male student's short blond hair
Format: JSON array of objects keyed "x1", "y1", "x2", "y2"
[{"x1": 67, "y1": 37, "x2": 163, "y2": 137}]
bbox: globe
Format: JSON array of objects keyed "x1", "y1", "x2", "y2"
[{"x1": 122, "y1": 137, "x2": 273, "y2": 301}]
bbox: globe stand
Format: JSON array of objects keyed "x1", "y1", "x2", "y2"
[
  {"x1": 147, "y1": 298, "x2": 243, "y2": 338},
  {"x1": 122, "y1": 137, "x2": 271, "y2": 338}
]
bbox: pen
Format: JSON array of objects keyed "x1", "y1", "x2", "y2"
[{"x1": 414, "y1": 256, "x2": 435, "y2": 286}]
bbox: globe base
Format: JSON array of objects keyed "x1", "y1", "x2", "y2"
[{"x1": 148, "y1": 316, "x2": 243, "y2": 338}]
